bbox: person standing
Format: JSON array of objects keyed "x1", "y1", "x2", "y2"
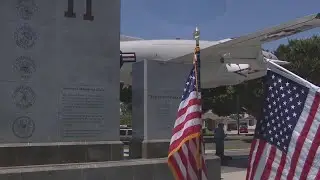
[{"x1": 214, "y1": 123, "x2": 226, "y2": 158}]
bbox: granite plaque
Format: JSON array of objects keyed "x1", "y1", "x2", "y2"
[
  {"x1": 0, "y1": 0, "x2": 120, "y2": 143},
  {"x1": 132, "y1": 60, "x2": 192, "y2": 140},
  {"x1": 59, "y1": 86, "x2": 109, "y2": 139},
  {"x1": 147, "y1": 93, "x2": 181, "y2": 138}
]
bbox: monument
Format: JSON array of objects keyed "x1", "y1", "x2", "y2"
[
  {"x1": 130, "y1": 60, "x2": 193, "y2": 158},
  {"x1": 0, "y1": 0, "x2": 122, "y2": 166}
]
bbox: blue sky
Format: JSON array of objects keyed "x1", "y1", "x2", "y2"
[{"x1": 121, "y1": 0, "x2": 319, "y2": 51}]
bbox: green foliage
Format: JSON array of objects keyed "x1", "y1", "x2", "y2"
[
  {"x1": 274, "y1": 35, "x2": 320, "y2": 85},
  {"x1": 120, "y1": 113, "x2": 132, "y2": 126},
  {"x1": 120, "y1": 85, "x2": 132, "y2": 105},
  {"x1": 202, "y1": 86, "x2": 238, "y2": 116},
  {"x1": 202, "y1": 79, "x2": 264, "y2": 117},
  {"x1": 120, "y1": 85, "x2": 132, "y2": 125},
  {"x1": 238, "y1": 78, "x2": 264, "y2": 118},
  {"x1": 203, "y1": 128, "x2": 214, "y2": 136}
]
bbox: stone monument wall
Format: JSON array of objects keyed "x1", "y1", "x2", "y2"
[
  {"x1": 0, "y1": 0, "x2": 122, "y2": 166},
  {"x1": 130, "y1": 60, "x2": 193, "y2": 158}
]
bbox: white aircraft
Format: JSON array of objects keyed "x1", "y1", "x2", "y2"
[{"x1": 120, "y1": 13, "x2": 320, "y2": 88}]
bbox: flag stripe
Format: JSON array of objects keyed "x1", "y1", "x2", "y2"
[
  {"x1": 177, "y1": 98, "x2": 201, "y2": 120},
  {"x1": 175, "y1": 152, "x2": 187, "y2": 178},
  {"x1": 315, "y1": 167, "x2": 320, "y2": 180},
  {"x1": 291, "y1": 92, "x2": 320, "y2": 179},
  {"x1": 280, "y1": 90, "x2": 316, "y2": 180},
  {"x1": 246, "y1": 139, "x2": 258, "y2": 180},
  {"x1": 169, "y1": 126, "x2": 202, "y2": 153},
  {"x1": 169, "y1": 132, "x2": 200, "y2": 157},
  {"x1": 286, "y1": 93, "x2": 320, "y2": 180},
  {"x1": 179, "y1": 146, "x2": 189, "y2": 180},
  {"x1": 300, "y1": 94, "x2": 320, "y2": 179},
  {"x1": 247, "y1": 139, "x2": 260, "y2": 180},
  {"x1": 307, "y1": 146, "x2": 320, "y2": 179},
  {"x1": 254, "y1": 142, "x2": 272, "y2": 180},
  {"x1": 261, "y1": 146, "x2": 277, "y2": 179},
  {"x1": 186, "y1": 146, "x2": 194, "y2": 180},
  {"x1": 176, "y1": 92, "x2": 200, "y2": 117},
  {"x1": 168, "y1": 156, "x2": 184, "y2": 180},
  {"x1": 176, "y1": 104, "x2": 201, "y2": 128},
  {"x1": 250, "y1": 140, "x2": 267, "y2": 180},
  {"x1": 186, "y1": 141, "x2": 198, "y2": 179},
  {"x1": 173, "y1": 111, "x2": 202, "y2": 134},
  {"x1": 274, "y1": 151, "x2": 286, "y2": 180},
  {"x1": 268, "y1": 148, "x2": 282, "y2": 179},
  {"x1": 175, "y1": 105, "x2": 201, "y2": 129}
]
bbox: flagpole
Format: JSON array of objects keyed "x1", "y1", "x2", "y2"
[
  {"x1": 193, "y1": 26, "x2": 203, "y2": 180},
  {"x1": 265, "y1": 58, "x2": 313, "y2": 86}
]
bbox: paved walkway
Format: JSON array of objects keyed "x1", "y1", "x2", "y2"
[
  {"x1": 220, "y1": 151, "x2": 248, "y2": 179},
  {"x1": 222, "y1": 170, "x2": 247, "y2": 179},
  {"x1": 123, "y1": 146, "x2": 250, "y2": 179}
]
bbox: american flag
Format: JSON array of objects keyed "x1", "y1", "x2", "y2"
[
  {"x1": 246, "y1": 69, "x2": 320, "y2": 180},
  {"x1": 168, "y1": 65, "x2": 208, "y2": 180}
]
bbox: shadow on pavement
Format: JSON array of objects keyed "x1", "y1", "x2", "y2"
[
  {"x1": 221, "y1": 155, "x2": 249, "y2": 169},
  {"x1": 204, "y1": 135, "x2": 253, "y2": 143},
  {"x1": 242, "y1": 139, "x2": 253, "y2": 143}
]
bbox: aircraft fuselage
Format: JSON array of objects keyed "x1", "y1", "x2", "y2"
[
  {"x1": 120, "y1": 39, "x2": 222, "y2": 62},
  {"x1": 120, "y1": 39, "x2": 239, "y2": 88},
  {"x1": 119, "y1": 39, "x2": 281, "y2": 88}
]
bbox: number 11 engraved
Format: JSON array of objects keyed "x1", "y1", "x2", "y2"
[
  {"x1": 83, "y1": 0, "x2": 94, "y2": 21},
  {"x1": 64, "y1": 0, "x2": 76, "y2": 18},
  {"x1": 64, "y1": 0, "x2": 94, "y2": 21}
]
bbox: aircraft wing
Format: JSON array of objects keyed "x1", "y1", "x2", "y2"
[
  {"x1": 172, "y1": 13, "x2": 320, "y2": 64},
  {"x1": 120, "y1": 35, "x2": 144, "y2": 41},
  {"x1": 170, "y1": 13, "x2": 320, "y2": 88}
]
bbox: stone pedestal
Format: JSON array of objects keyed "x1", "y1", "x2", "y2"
[
  {"x1": 0, "y1": 141, "x2": 123, "y2": 167},
  {"x1": 142, "y1": 140, "x2": 171, "y2": 158},
  {"x1": 130, "y1": 60, "x2": 192, "y2": 158},
  {"x1": 0, "y1": 156, "x2": 221, "y2": 180},
  {"x1": 0, "y1": 0, "x2": 122, "y2": 165}
]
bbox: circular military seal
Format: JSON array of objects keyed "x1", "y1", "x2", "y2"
[
  {"x1": 16, "y1": 0, "x2": 39, "y2": 20},
  {"x1": 14, "y1": 24, "x2": 38, "y2": 49},
  {"x1": 13, "y1": 56, "x2": 36, "y2": 79},
  {"x1": 12, "y1": 86, "x2": 36, "y2": 109},
  {"x1": 12, "y1": 116, "x2": 35, "y2": 138}
]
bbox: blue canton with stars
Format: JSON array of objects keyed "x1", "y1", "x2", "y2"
[
  {"x1": 255, "y1": 70, "x2": 309, "y2": 153},
  {"x1": 181, "y1": 66, "x2": 198, "y2": 101}
]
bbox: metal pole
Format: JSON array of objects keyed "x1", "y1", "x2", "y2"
[
  {"x1": 193, "y1": 27, "x2": 202, "y2": 180},
  {"x1": 237, "y1": 94, "x2": 240, "y2": 135}
]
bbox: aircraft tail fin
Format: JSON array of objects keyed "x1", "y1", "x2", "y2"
[{"x1": 120, "y1": 35, "x2": 143, "y2": 41}]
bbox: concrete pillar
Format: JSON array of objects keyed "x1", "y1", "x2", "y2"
[{"x1": 130, "y1": 60, "x2": 192, "y2": 158}]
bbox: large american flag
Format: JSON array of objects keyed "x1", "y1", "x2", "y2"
[
  {"x1": 246, "y1": 69, "x2": 320, "y2": 180},
  {"x1": 168, "y1": 65, "x2": 208, "y2": 180}
]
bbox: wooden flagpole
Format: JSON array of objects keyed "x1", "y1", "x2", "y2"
[{"x1": 193, "y1": 27, "x2": 203, "y2": 180}]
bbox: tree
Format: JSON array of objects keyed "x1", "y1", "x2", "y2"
[
  {"x1": 120, "y1": 85, "x2": 132, "y2": 105},
  {"x1": 202, "y1": 86, "x2": 238, "y2": 116},
  {"x1": 237, "y1": 78, "x2": 264, "y2": 118},
  {"x1": 120, "y1": 85, "x2": 132, "y2": 125},
  {"x1": 274, "y1": 35, "x2": 320, "y2": 85},
  {"x1": 120, "y1": 102, "x2": 132, "y2": 125},
  {"x1": 202, "y1": 79, "x2": 264, "y2": 118}
]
